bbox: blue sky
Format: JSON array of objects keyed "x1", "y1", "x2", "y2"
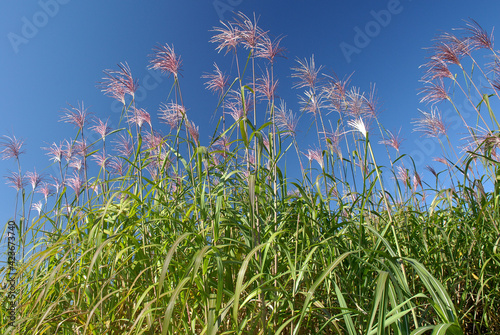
[{"x1": 1, "y1": 0, "x2": 500, "y2": 231}]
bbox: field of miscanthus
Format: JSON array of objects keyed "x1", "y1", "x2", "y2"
[{"x1": 1, "y1": 13, "x2": 500, "y2": 334}]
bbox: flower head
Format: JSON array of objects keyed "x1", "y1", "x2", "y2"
[
  {"x1": 0, "y1": 134, "x2": 25, "y2": 160},
  {"x1": 60, "y1": 101, "x2": 90, "y2": 130},
  {"x1": 26, "y1": 169, "x2": 43, "y2": 190},
  {"x1": 36, "y1": 182, "x2": 53, "y2": 202},
  {"x1": 127, "y1": 107, "x2": 152, "y2": 129},
  {"x1": 347, "y1": 117, "x2": 367, "y2": 138},
  {"x1": 99, "y1": 62, "x2": 138, "y2": 103},
  {"x1": 159, "y1": 102, "x2": 186, "y2": 129},
  {"x1": 275, "y1": 100, "x2": 298, "y2": 137},
  {"x1": 463, "y1": 19, "x2": 494, "y2": 50},
  {"x1": 256, "y1": 34, "x2": 286, "y2": 63},
  {"x1": 202, "y1": 63, "x2": 229, "y2": 96},
  {"x1": 292, "y1": 55, "x2": 323, "y2": 89},
  {"x1": 256, "y1": 69, "x2": 278, "y2": 100},
  {"x1": 379, "y1": 129, "x2": 404, "y2": 153},
  {"x1": 5, "y1": 171, "x2": 25, "y2": 191},
  {"x1": 66, "y1": 172, "x2": 84, "y2": 198},
  {"x1": 90, "y1": 118, "x2": 112, "y2": 140},
  {"x1": 211, "y1": 20, "x2": 242, "y2": 54},
  {"x1": 113, "y1": 133, "x2": 133, "y2": 157},
  {"x1": 42, "y1": 142, "x2": 64, "y2": 163},
  {"x1": 233, "y1": 12, "x2": 266, "y2": 50},
  {"x1": 413, "y1": 108, "x2": 447, "y2": 138},
  {"x1": 305, "y1": 148, "x2": 324, "y2": 169},
  {"x1": 149, "y1": 43, "x2": 182, "y2": 78}
]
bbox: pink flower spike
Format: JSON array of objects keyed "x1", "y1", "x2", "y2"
[
  {"x1": 149, "y1": 43, "x2": 182, "y2": 78},
  {"x1": 305, "y1": 148, "x2": 324, "y2": 169},
  {"x1": 113, "y1": 133, "x2": 133, "y2": 157},
  {"x1": 92, "y1": 152, "x2": 109, "y2": 169},
  {"x1": 256, "y1": 34, "x2": 286, "y2": 63},
  {"x1": 256, "y1": 69, "x2": 278, "y2": 101},
  {"x1": 379, "y1": 129, "x2": 404, "y2": 152},
  {"x1": 90, "y1": 118, "x2": 112, "y2": 140},
  {"x1": 0, "y1": 134, "x2": 25, "y2": 160},
  {"x1": 60, "y1": 101, "x2": 90, "y2": 130},
  {"x1": 275, "y1": 100, "x2": 298, "y2": 137},
  {"x1": 159, "y1": 102, "x2": 186, "y2": 129},
  {"x1": 463, "y1": 19, "x2": 494, "y2": 50},
  {"x1": 26, "y1": 169, "x2": 43, "y2": 190},
  {"x1": 66, "y1": 172, "x2": 84, "y2": 198},
  {"x1": 186, "y1": 120, "x2": 200, "y2": 145},
  {"x1": 5, "y1": 171, "x2": 25, "y2": 191},
  {"x1": 127, "y1": 107, "x2": 152, "y2": 129},
  {"x1": 42, "y1": 142, "x2": 64, "y2": 163},
  {"x1": 36, "y1": 182, "x2": 53, "y2": 202},
  {"x1": 211, "y1": 21, "x2": 242, "y2": 54},
  {"x1": 99, "y1": 62, "x2": 138, "y2": 103},
  {"x1": 412, "y1": 108, "x2": 447, "y2": 138},
  {"x1": 202, "y1": 63, "x2": 229, "y2": 96},
  {"x1": 233, "y1": 12, "x2": 266, "y2": 50},
  {"x1": 292, "y1": 55, "x2": 323, "y2": 89}
]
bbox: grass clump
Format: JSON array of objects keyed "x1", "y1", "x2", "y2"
[{"x1": 1, "y1": 14, "x2": 500, "y2": 334}]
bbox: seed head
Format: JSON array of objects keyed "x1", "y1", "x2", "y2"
[
  {"x1": 99, "y1": 62, "x2": 138, "y2": 103},
  {"x1": 413, "y1": 108, "x2": 447, "y2": 138},
  {"x1": 149, "y1": 43, "x2": 182, "y2": 78},
  {"x1": 0, "y1": 134, "x2": 25, "y2": 160},
  {"x1": 202, "y1": 63, "x2": 229, "y2": 96}
]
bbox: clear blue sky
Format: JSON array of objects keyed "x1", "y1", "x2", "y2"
[{"x1": 1, "y1": 1, "x2": 499, "y2": 229}]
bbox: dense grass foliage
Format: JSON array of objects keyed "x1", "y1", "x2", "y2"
[{"x1": 1, "y1": 14, "x2": 500, "y2": 334}]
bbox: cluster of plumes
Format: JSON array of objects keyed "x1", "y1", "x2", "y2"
[
  {"x1": 461, "y1": 127, "x2": 500, "y2": 160},
  {"x1": 99, "y1": 62, "x2": 138, "y2": 104},
  {"x1": 419, "y1": 19, "x2": 496, "y2": 105},
  {"x1": 210, "y1": 12, "x2": 286, "y2": 62}
]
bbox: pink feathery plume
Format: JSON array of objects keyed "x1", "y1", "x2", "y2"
[
  {"x1": 305, "y1": 148, "x2": 324, "y2": 169},
  {"x1": 0, "y1": 134, "x2": 25, "y2": 160},
  {"x1": 291, "y1": 55, "x2": 323, "y2": 89},
  {"x1": 26, "y1": 169, "x2": 43, "y2": 190},
  {"x1": 202, "y1": 63, "x2": 229, "y2": 96},
  {"x1": 158, "y1": 102, "x2": 186, "y2": 129},
  {"x1": 149, "y1": 43, "x2": 182, "y2": 78},
  {"x1": 90, "y1": 118, "x2": 112, "y2": 140},
  {"x1": 99, "y1": 62, "x2": 138, "y2": 103},
  {"x1": 211, "y1": 20, "x2": 242, "y2": 54},
  {"x1": 275, "y1": 100, "x2": 298, "y2": 137},
  {"x1": 60, "y1": 101, "x2": 90, "y2": 130},
  {"x1": 233, "y1": 12, "x2": 266, "y2": 50},
  {"x1": 256, "y1": 69, "x2": 278, "y2": 101},
  {"x1": 256, "y1": 34, "x2": 286, "y2": 63},
  {"x1": 413, "y1": 108, "x2": 448, "y2": 138},
  {"x1": 36, "y1": 182, "x2": 53, "y2": 202},
  {"x1": 379, "y1": 129, "x2": 404, "y2": 152},
  {"x1": 42, "y1": 142, "x2": 64, "y2": 163},
  {"x1": 113, "y1": 133, "x2": 133, "y2": 157},
  {"x1": 5, "y1": 171, "x2": 25, "y2": 191},
  {"x1": 127, "y1": 107, "x2": 152, "y2": 129}
]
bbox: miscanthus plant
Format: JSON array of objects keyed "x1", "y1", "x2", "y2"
[{"x1": 1, "y1": 14, "x2": 500, "y2": 334}]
